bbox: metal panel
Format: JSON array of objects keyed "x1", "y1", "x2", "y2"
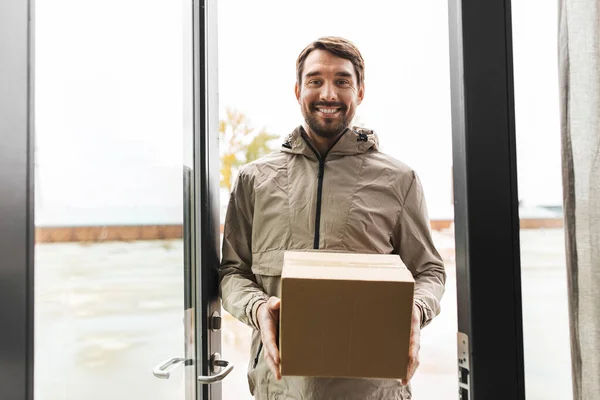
[
  {"x1": 0, "y1": 0, "x2": 34, "y2": 399},
  {"x1": 448, "y1": 0, "x2": 526, "y2": 399}
]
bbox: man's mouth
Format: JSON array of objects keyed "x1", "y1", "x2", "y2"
[{"x1": 314, "y1": 106, "x2": 342, "y2": 116}]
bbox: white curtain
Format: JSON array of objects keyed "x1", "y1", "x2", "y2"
[{"x1": 558, "y1": 1, "x2": 600, "y2": 399}]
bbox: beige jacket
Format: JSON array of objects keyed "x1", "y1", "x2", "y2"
[{"x1": 219, "y1": 126, "x2": 446, "y2": 400}]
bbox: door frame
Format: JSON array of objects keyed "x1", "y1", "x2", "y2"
[
  {"x1": 448, "y1": 0, "x2": 526, "y2": 399},
  {"x1": 0, "y1": 0, "x2": 35, "y2": 399},
  {"x1": 192, "y1": 0, "x2": 223, "y2": 398}
]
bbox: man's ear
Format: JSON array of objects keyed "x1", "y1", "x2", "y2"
[
  {"x1": 357, "y1": 84, "x2": 365, "y2": 105},
  {"x1": 295, "y1": 82, "x2": 301, "y2": 103}
]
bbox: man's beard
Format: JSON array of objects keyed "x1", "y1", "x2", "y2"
[{"x1": 302, "y1": 102, "x2": 353, "y2": 139}]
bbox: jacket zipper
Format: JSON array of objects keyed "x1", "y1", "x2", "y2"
[
  {"x1": 314, "y1": 160, "x2": 326, "y2": 249},
  {"x1": 301, "y1": 130, "x2": 348, "y2": 249},
  {"x1": 303, "y1": 140, "x2": 325, "y2": 249}
]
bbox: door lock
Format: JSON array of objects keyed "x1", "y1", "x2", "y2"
[{"x1": 210, "y1": 311, "x2": 222, "y2": 331}]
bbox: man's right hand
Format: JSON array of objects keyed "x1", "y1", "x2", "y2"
[{"x1": 257, "y1": 296, "x2": 281, "y2": 380}]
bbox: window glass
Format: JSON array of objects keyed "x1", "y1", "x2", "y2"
[
  {"x1": 35, "y1": 1, "x2": 189, "y2": 398},
  {"x1": 512, "y1": 1, "x2": 573, "y2": 399}
]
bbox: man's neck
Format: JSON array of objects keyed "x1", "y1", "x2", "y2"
[{"x1": 302, "y1": 124, "x2": 347, "y2": 157}]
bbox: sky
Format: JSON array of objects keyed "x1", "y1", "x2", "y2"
[{"x1": 34, "y1": 0, "x2": 562, "y2": 226}]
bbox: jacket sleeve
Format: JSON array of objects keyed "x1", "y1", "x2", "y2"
[
  {"x1": 393, "y1": 172, "x2": 446, "y2": 328},
  {"x1": 219, "y1": 168, "x2": 269, "y2": 330}
]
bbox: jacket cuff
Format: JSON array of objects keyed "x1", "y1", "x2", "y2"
[
  {"x1": 246, "y1": 293, "x2": 269, "y2": 330},
  {"x1": 414, "y1": 298, "x2": 433, "y2": 329}
]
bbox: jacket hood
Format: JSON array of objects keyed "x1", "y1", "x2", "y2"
[{"x1": 280, "y1": 126, "x2": 379, "y2": 159}]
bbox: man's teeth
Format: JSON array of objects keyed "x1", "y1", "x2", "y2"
[{"x1": 318, "y1": 108, "x2": 339, "y2": 114}]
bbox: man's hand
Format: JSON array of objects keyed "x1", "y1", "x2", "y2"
[
  {"x1": 257, "y1": 296, "x2": 281, "y2": 380},
  {"x1": 402, "y1": 304, "x2": 422, "y2": 386}
]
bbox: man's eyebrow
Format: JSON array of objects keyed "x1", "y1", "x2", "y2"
[
  {"x1": 304, "y1": 71, "x2": 354, "y2": 78},
  {"x1": 304, "y1": 71, "x2": 322, "y2": 78}
]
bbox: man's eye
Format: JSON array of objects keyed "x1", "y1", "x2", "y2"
[
  {"x1": 337, "y1": 80, "x2": 350, "y2": 85},
  {"x1": 308, "y1": 80, "x2": 321, "y2": 85}
]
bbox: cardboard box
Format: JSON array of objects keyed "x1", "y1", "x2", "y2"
[{"x1": 280, "y1": 251, "x2": 415, "y2": 380}]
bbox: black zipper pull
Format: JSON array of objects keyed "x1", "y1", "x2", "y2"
[{"x1": 253, "y1": 343, "x2": 263, "y2": 368}]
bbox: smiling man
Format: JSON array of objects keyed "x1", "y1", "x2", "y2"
[
  {"x1": 219, "y1": 37, "x2": 446, "y2": 400},
  {"x1": 296, "y1": 46, "x2": 364, "y2": 152}
]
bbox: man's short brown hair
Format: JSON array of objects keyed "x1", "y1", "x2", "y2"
[{"x1": 296, "y1": 36, "x2": 365, "y2": 87}]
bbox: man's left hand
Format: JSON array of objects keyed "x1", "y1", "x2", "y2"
[{"x1": 401, "y1": 304, "x2": 421, "y2": 386}]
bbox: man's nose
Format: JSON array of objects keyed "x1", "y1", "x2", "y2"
[{"x1": 320, "y1": 82, "x2": 338, "y2": 101}]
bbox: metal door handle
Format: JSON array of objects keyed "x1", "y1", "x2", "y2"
[
  {"x1": 153, "y1": 356, "x2": 186, "y2": 379},
  {"x1": 197, "y1": 353, "x2": 234, "y2": 384}
]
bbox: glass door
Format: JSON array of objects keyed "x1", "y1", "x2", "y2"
[{"x1": 33, "y1": 0, "x2": 226, "y2": 399}]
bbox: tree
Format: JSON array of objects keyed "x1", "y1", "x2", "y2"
[{"x1": 219, "y1": 108, "x2": 278, "y2": 191}]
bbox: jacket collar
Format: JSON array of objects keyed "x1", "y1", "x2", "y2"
[{"x1": 280, "y1": 126, "x2": 379, "y2": 159}]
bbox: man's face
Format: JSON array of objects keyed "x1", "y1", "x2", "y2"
[{"x1": 295, "y1": 49, "x2": 364, "y2": 139}]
